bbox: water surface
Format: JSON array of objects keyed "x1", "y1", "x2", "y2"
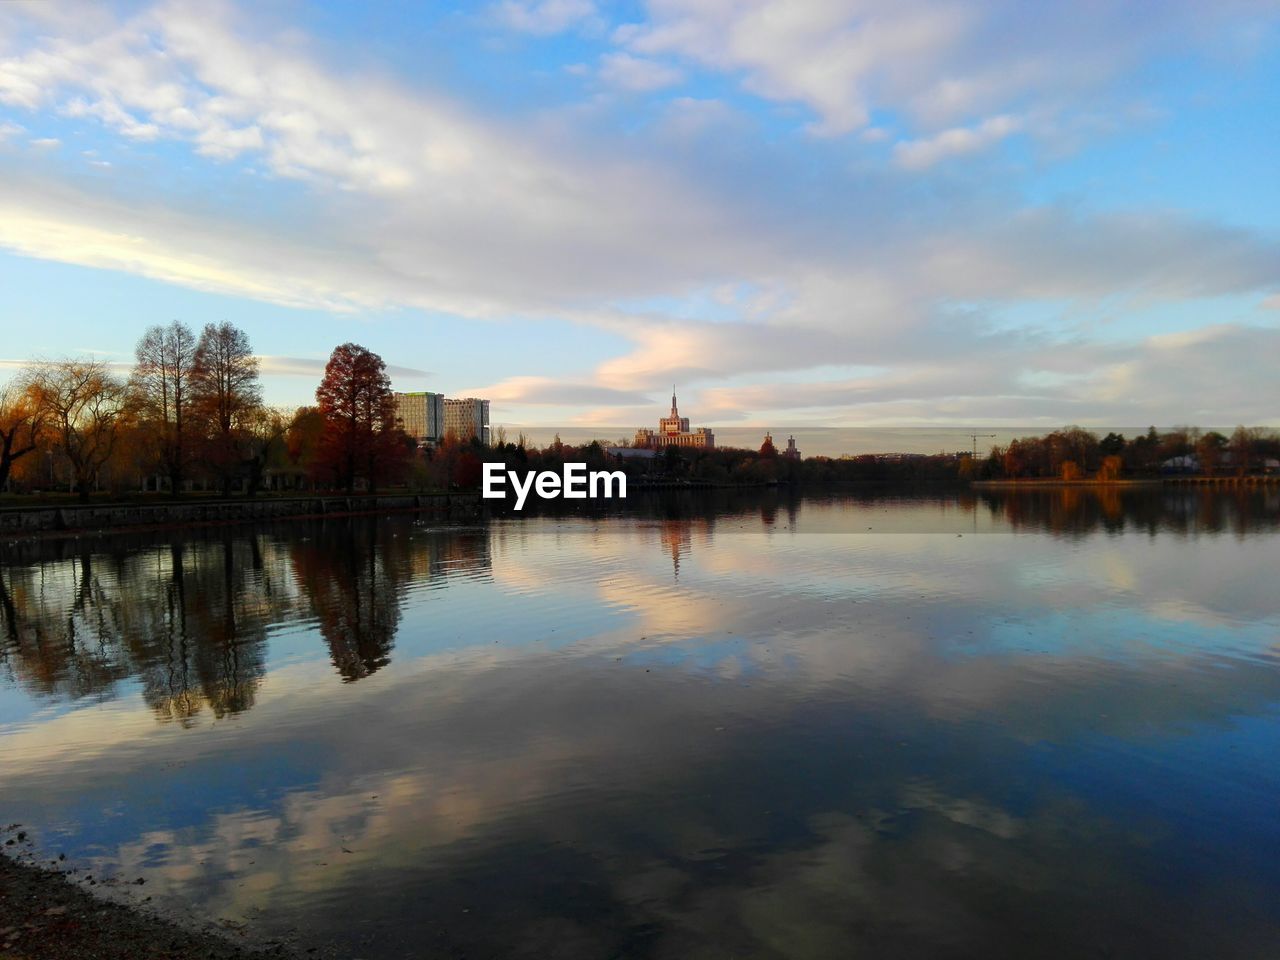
[{"x1": 2, "y1": 488, "x2": 1280, "y2": 958}]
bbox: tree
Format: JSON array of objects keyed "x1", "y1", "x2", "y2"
[
  {"x1": 241, "y1": 407, "x2": 287, "y2": 496},
  {"x1": 315, "y1": 343, "x2": 406, "y2": 493},
  {"x1": 1229, "y1": 425, "x2": 1261, "y2": 476},
  {"x1": 759, "y1": 435, "x2": 778, "y2": 458},
  {"x1": 28, "y1": 359, "x2": 129, "y2": 501},
  {"x1": 131, "y1": 321, "x2": 198, "y2": 495},
  {"x1": 1097, "y1": 455, "x2": 1123, "y2": 481},
  {"x1": 286, "y1": 406, "x2": 326, "y2": 483},
  {"x1": 1195, "y1": 431, "x2": 1228, "y2": 475},
  {"x1": 663, "y1": 443, "x2": 683, "y2": 475},
  {"x1": 193, "y1": 322, "x2": 263, "y2": 494},
  {"x1": 1099, "y1": 432, "x2": 1126, "y2": 456},
  {"x1": 0, "y1": 379, "x2": 45, "y2": 491}
]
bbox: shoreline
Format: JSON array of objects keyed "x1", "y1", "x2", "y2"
[
  {"x1": 2, "y1": 478, "x2": 1275, "y2": 542},
  {"x1": 972, "y1": 476, "x2": 1279, "y2": 488},
  {"x1": 970, "y1": 479, "x2": 1162, "y2": 488},
  {"x1": 0, "y1": 844, "x2": 296, "y2": 959},
  {"x1": 0, "y1": 492, "x2": 485, "y2": 541}
]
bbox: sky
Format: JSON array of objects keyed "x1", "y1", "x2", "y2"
[{"x1": 0, "y1": 0, "x2": 1278, "y2": 455}]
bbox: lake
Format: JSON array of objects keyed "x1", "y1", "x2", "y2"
[{"x1": 2, "y1": 488, "x2": 1280, "y2": 958}]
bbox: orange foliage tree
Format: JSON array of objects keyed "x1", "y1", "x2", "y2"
[
  {"x1": 314, "y1": 343, "x2": 408, "y2": 493},
  {"x1": 0, "y1": 379, "x2": 44, "y2": 491}
]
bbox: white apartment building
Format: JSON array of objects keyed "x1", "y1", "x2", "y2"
[{"x1": 443, "y1": 397, "x2": 491, "y2": 445}]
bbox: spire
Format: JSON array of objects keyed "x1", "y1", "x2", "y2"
[{"x1": 670, "y1": 384, "x2": 678, "y2": 417}]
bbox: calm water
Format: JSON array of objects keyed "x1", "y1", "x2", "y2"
[{"x1": 2, "y1": 488, "x2": 1280, "y2": 958}]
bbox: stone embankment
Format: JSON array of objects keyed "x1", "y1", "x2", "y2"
[{"x1": 0, "y1": 493, "x2": 483, "y2": 538}]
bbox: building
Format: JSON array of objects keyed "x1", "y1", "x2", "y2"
[
  {"x1": 444, "y1": 397, "x2": 491, "y2": 445},
  {"x1": 760, "y1": 431, "x2": 799, "y2": 459},
  {"x1": 634, "y1": 389, "x2": 715, "y2": 450},
  {"x1": 393, "y1": 391, "x2": 445, "y2": 448}
]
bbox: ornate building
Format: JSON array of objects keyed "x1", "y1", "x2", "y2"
[{"x1": 634, "y1": 389, "x2": 715, "y2": 450}]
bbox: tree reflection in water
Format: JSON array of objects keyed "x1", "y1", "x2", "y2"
[
  {"x1": 291, "y1": 520, "x2": 404, "y2": 682},
  {"x1": 0, "y1": 518, "x2": 493, "y2": 716},
  {"x1": 0, "y1": 536, "x2": 272, "y2": 723},
  {"x1": 1, "y1": 490, "x2": 1275, "y2": 719}
]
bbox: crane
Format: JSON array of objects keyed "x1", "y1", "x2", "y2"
[{"x1": 968, "y1": 433, "x2": 997, "y2": 458}]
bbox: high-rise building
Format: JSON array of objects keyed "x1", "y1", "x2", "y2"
[
  {"x1": 634, "y1": 389, "x2": 715, "y2": 449},
  {"x1": 784, "y1": 435, "x2": 801, "y2": 459},
  {"x1": 444, "y1": 397, "x2": 491, "y2": 445},
  {"x1": 393, "y1": 391, "x2": 445, "y2": 447}
]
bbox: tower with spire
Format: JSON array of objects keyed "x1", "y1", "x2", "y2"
[{"x1": 659, "y1": 385, "x2": 691, "y2": 437}]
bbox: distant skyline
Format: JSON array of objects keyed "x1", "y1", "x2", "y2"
[{"x1": 1, "y1": 1, "x2": 1278, "y2": 441}]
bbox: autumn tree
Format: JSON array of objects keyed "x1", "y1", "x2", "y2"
[
  {"x1": 759, "y1": 434, "x2": 778, "y2": 458},
  {"x1": 131, "y1": 321, "x2": 198, "y2": 495},
  {"x1": 240, "y1": 406, "x2": 287, "y2": 496},
  {"x1": 286, "y1": 406, "x2": 326, "y2": 483},
  {"x1": 1229, "y1": 425, "x2": 1262, "y2": 476},
  {"x1": 192, "y1": 322, "x2": 263, "y2": 494},
  {"x1": 1097, "y1": 456, "x2": 1123, "y2": 481},
  {"x1": 0, "y1": 378, "x2": 45, "y2": 491},
  {"x1": 315, "y1": 343, "x2": 407, "y2": 493},
  {"x1": 28, "y1": 359, "x2": 130, "y2": 500},
  {"x1": 1195, "y1": 431, "x2": 1228, "y2": 475}
]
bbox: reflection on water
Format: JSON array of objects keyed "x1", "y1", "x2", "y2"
[{"x1": 2, "y1": 489, "x2": 1280, "y2": 958}]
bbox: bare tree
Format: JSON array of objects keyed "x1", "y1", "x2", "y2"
[
  {"x1": 192, "y1": 322, "x2": 263, "y2": 494},
  {"x1": 0, "y1": 377, "x2": 45, "y2": 491},
  {"x1": 28, "y1": 359, "x2": 129, "y2": 501},
  {"x1": 132, "y1": 321, "x2": 198, "y2": 495}
]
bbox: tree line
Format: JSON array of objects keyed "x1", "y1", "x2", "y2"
[
  {"x1": 971, "y1": 425, "x2": 1280, "y2": 481},
  {"x1": 4, "y1": 324, "x2": 1276, "y2": 499},
  {"x1": 0, "y1": 325, "x2": 424, "y2": 499}
]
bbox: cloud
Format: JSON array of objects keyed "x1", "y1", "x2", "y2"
[
  {"x1": 0, "y1": 0, "x2": 1277, "y2": 429},
  {"x1": 690, "y1": 323, "x2": 1280, "y2": 426},
  {"x1": 598, "y1": 52, "x2": 684, "y2": 92},
  {"x1": 618, "y1": 0, "x2": 970, "y2": 135},
  {"x1": 616, "y1": 0, "x2": 1274, "y2": 139},
  {"x1": 463, "y1": 376, "x2": 653, "y2": 406},
  {"x1": 0, "y1": 2, "x2": 769, "y2": 317},
  {"x1": 917, "y1": 208, "x2": 1280, "y2": 301},
  {"x1": 0, "y1": 179, "x2": 378, "y2": 312},
  {"x1": 257, "y1": 356, "x2": 431, "y2": 380},
  {"x1": 492, "y1": 0, "x2": 598, "y2": 36},
  {"x1": 893, "y1": 114, "x2": 1020, "y2": 169}
]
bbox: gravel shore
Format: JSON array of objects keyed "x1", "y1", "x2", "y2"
[{"x1": 1, "y1": 830, "x2": 296, "y2": 960}]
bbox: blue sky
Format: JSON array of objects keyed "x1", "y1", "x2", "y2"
[{"x1": 0, "y1": 0, "x2": 1277, "y2": 452}]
